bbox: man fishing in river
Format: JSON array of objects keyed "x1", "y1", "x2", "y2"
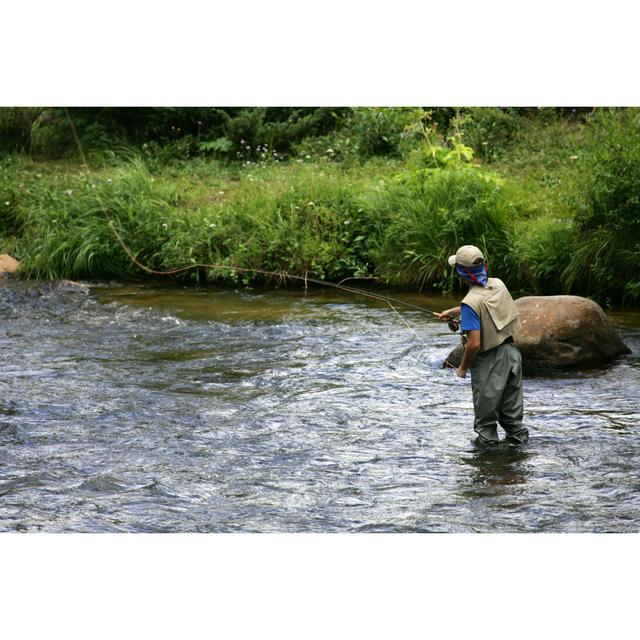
[{"x1": 435, "y1": 245, "x2": 529, "y2": 449}]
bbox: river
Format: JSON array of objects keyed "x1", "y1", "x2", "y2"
[{"x1": 1, "y1": 280, "x2": 639, "y2": 532}]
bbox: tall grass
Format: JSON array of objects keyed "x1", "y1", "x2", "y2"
[
  {"x1": 6, "y1": 158, "x2": 378, "y2": 283},
  {"x1": 220, "y1": 175, "x2": 368, "y2": 279},
  {"x1": 12, "y1": 159, "x2": 182, "y2": 278},
  {"x1": 6, "y1": 155, "x2": 516, "y2": 290},
  {"x1": 365, "y1": 166, "x2": 515, "y2": 291},
  {"x1": 509, "y1": 214, "x2": 575, "y2": 295},
  {"x1": 558, "y1": 108, "x2": 640, "y2": 304}
]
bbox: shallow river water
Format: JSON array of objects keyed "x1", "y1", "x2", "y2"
[{"x1": 1, "y1": 280, "x2": 639, "y2": 532}]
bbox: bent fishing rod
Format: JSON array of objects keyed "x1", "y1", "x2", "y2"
[
  {"x1": 107, "y1": 220, "x2": 460, "y2": 332},
  {"x1": 65, "y1": 108, "x2": 460, "y2": 335}
]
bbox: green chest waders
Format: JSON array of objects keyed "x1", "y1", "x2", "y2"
[{"x1": 469, "y1": 340, "x2": 528, "y2": 446}]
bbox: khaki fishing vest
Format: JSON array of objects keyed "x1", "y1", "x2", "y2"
[{"x1": 461, "y1": 277, "x2": 520, "y2": 353}]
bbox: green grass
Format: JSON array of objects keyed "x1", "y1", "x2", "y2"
[
  {"x1": 489, "y1": 113, "x2": 586, "y2": 217},
  {"x1": 2, "y1": 156, "x2": 387, "y2": 283},
  {"x1": 364, "y1": 166, "x2": 514, "y2": 292}
]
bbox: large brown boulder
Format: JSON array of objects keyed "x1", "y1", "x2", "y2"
[
  {"x1": 444, "y1": 295, "x2": 631, "y2": 372},
  {"x1": 0, "y1": 254, "x2": 20, "y2": 278}
]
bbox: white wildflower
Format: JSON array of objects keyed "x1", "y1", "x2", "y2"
[{"x1": 65, "y1": 189, "x2": 73, "y2": 196}]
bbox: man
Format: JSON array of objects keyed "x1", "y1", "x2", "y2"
[{"x1": 435, "y1": 245, "x2": 529, "y2": 448}]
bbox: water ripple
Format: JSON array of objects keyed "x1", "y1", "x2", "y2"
[{"x1": 0, "y1": 281, "x2": 638, "y2": 532}]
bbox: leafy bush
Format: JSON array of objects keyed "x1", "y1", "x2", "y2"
[
  {"x1": 7, "y1": 106, "x2": 639, "y2": 307},
  {"x1": 1, "y1": 107, "x2": 350, "y2": 164},
  {"x1": 460, "y1": 108, "x2": 522, "y2": 162},
  {"x1": 340, "y1": 107, "x2": 426, "y2": 158},
  {"x1": 562, "y1": 108, "x2": 640, "y2": 304},
  {"x1": 0, "y1": 108, "x2": 41, "y2": 155},
  {"x1": 510, "y1": 214, "x2": 575, "y2": 295},
  {"x1": 28, "y1": 108, "x2": 118, "y2": 160},
  {"x1": 405, "y1": 127, "x2": 474, "y2": 171},
  {"x1": 365, "y1": 163, "x2": 514, "y2": 291}
]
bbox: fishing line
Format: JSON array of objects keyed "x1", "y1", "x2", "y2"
[{"x1": 64, "y1": 108, "x2": 459, "y2": 364}]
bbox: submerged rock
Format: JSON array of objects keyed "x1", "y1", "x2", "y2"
[
  {"x1": 33, "y1": 279, "x2": 91, "y2": 299},
  {"x1": 0, "y1": 254, "x2": 20, "y2": 278},
  {"x1": 444, "y1": 295, "x2": 631, "y2": 372},
  {"x1": 48, "y1": 279, "x2": 91, "y2": 295}
]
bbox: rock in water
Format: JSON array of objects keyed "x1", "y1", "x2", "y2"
[
  {"x1": 444, "y1": 295, "x2": 631, "y2": 372},
  {"x1": 515, "y1": 295, "x2": 631, "y2": 370},
  {"x1": 36, "y1": 279, "x2": 91, "y2": 297},
  {"x1": 0, "y1": 254, "x2": 20, "y2": 278},
  {"x1": 50, "y1": 279, "x2": 90, "y2": 294}
]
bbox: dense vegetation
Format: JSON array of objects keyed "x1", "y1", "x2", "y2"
[{"x1": 1, "y1": 107, "x2": 639, "y2": 306}]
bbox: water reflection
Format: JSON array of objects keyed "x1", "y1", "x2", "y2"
[{"x1": 460, "y1": 446, "x2": 531, "y2": 496}]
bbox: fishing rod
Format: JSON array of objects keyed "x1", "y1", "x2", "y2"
[
  {"x1": 107, "y1": 219, "x2": 460, "y2": 332},
  {"x1": 64, "y1": 108, "x2": 461, "y2": 336}
]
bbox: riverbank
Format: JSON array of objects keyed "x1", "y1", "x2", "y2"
[{"x1": 2, "y1": 108, "x2": 639, "y2": 306}]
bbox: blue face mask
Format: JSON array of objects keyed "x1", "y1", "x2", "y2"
[{"x1": 456, "y1": 263, "x2": 488, "y2": 287}]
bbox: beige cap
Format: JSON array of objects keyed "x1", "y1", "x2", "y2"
[{"x1": 447, "y1": 245, "x2": 485, "y2": 267}]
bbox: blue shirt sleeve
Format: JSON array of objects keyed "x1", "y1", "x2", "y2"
[{"x1": 460, "y1": 303, "x2": 481, "y2": 332}]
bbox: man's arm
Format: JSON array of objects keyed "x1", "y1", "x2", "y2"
[
  {"x1": 457, "y1": 329, "x2": 480, "y2": 378},
  {"x1": 433, "y1": 306, "x2": 461, "y2": 321}
]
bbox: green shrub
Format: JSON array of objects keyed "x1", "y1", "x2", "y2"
[
  {"x1": 11, "y1": 159, "x2": 375, "y2": 284},
  {"x1": 291, "y1": 130, "x2": 358, "y2": 163},
  {"x1": 0, "y1": 108, "x2": 41, "y2": 155},
  {"x1": 340, "y1": 107, "x2": 425, "y2": 158},
  {"x1": 29, "y1": 108, "x2": 117, "y2": 160},
  {"x1": 510, "y1": 214, "x2": 575, "y2": 295},
  {"x1": 366, "y1": 163, "x2": 514, "y2": 291},
  {"x1": 460, "y1": 108, "x2": 522, "y2": 162},
  {"x1": 9, "y1": 106, "x2": 639, "y2": 306},
  {"x1": 563, "y1": 108, "x2": 640, "y2": 304}
]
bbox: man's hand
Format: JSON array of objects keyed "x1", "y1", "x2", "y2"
[
  {"x1": 456, "y1": 366, "x2": 467, "y2": 378},
  {"x1": 433, "y1": 306, "x2": 460, "y2": 322}
]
